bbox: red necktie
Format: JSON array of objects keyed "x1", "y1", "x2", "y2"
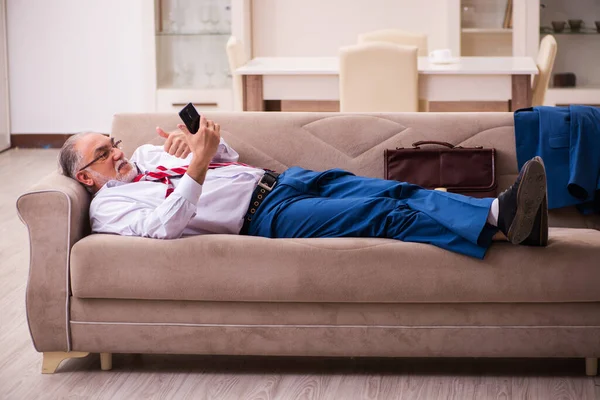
[{"x1": 133, "y1": 161, "x2": 251, "y2": 198}]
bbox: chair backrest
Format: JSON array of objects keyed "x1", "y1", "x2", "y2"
[
  {"x1": 358, "y1": 29, "x2": 428, "y2": 57},
  {"x1": 532, "y1": 35, "x2": 557, "y2": 107},
  {"x1": 226, "y1": 36, "x2": 246, "y2": 111},
  {"x1": 339, "y1": 42, "x2": 418, "y2": 112}
]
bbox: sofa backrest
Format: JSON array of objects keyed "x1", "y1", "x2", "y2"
[{"x1": 111, "y1": 112, "x2": 599, "y2": 230}]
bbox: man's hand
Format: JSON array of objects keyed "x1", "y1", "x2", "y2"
[
  {"x1": 178, "y1": 116, "x2": 221, "y2": 185},
  {"x1": 156, "y1": 127, "x2": 191, "y2": 159}
]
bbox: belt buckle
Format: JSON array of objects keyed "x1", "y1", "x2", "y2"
[{"x1": 257, "y1": 176, "x2": 276, "y2": 191}]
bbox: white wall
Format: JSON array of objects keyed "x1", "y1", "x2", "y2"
[
  {"x1": 251, "y1": 0, "x2": 460, "y2": 57},
  {"x1": 7, "y1": 0, "x2": 155, "y2": 134}
]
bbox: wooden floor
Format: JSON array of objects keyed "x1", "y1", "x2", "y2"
[{"x1": 1, "y1": 148, "x2": 600, "y2": 400}]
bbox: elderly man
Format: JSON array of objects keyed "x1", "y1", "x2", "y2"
[{"x1": 59, "y1": 116, "x2": 548, "y2": 259}]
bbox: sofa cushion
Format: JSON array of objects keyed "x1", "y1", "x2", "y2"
[{"x1": 70, "y1": 227, "x2": 600, "y2": 303}]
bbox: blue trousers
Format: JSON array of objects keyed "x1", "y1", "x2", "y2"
[{"x1": 247, "y1": 167, "x2": 497, "y2": 259}]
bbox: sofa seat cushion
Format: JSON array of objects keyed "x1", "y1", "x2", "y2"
[{"x1": 70, "y1": 228, "x2": 600, "y2": 303}]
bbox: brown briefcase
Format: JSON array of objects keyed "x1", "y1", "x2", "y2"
[{"x1": 384, "y1": 141, "x2": 497, "y2": 198}]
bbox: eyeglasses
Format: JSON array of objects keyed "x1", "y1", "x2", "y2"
[{"x1": 79, "y1": 138, "x2": 123, "y2": 171}]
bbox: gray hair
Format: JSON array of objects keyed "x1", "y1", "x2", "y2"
[
  {"x1": 58, "y1": 132, "x2": 95, "y2": 179},
  {"x1": 58, "y1": 132, "x2": 97, "y2": 193}
]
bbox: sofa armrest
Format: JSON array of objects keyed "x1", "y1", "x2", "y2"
[{"x1": 16, "y1": 171, "x2": 91, "y2": 352}]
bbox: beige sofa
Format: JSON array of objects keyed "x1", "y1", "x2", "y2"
[{"x1": 17, "y1": 112, "x2": 600, "y2": 375}]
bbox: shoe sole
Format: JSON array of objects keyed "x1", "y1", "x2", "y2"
[
  {"x1": 507, "y1": 159, "x2": 547, "y2": 244},
  {"x1": 533, "y1": 156, "x2": 549, "y2": 246},
  {"x1": 522, "y1": 194, "x2": 548, "y2": 247},
  {"x1": 539, "y1": 195, "x2": 549, "y2": 246}
]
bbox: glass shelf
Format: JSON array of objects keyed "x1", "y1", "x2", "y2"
[
  {"x1": 459, "y1": 0, "x2": 513, "y2": 56},
  {"x1": 155, "y1": 0, "x2": 232, "y2": 92},
  {"x1": 550, "y1": 85, "x2": 600, "y2": 90},
  {"x1": 156, "y1": 32, "x2": 230, "y2": 36},
  {"x1": 540, "y1": 28, "x2": 600, "y2": 35},
  {"x1": 460, "y1": 0, "x2": 512, "y2": 30},
  {"x1": 462, "y1": 28, "x2": 512, "y2": 34},
  {"x1": 156, "y1": 32, "x2": 230, "y2": 90}
]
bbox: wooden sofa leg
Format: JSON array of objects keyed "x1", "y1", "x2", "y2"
[
  {"x1": 42, "y1": 351, "x2": 89, "y2": 374},
  {"x1": 100, "y1": 353, "x2": 113, "y2": 371},
  {"x1": 586, "y1": 358, "x2": 598, "y2": 376}
]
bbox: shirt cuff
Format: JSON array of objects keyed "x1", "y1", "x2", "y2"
[{"x1": 175, "y1": 173, "x2": 203, "y2": 204}]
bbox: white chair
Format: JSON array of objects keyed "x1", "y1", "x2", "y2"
[
  {"x1": 226, "y1": 36, "x2": 246, "y2": 111},
  {"x1": 532, "y1": 35, "x2": 558, "y2": 107},
  {"x1": 358, "y1": 29, "x2": 428, "y2": 57},
  {"x1": 339, "y1": 42, "x2": 418, "y2": 112}
]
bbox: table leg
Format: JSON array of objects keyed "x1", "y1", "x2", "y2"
[
  {"x1": 243, "y1": 75, "x2": 264, "y2": 111},
  {"x1": 511, "y1": 75, "x2": 532, "y2": 111}
]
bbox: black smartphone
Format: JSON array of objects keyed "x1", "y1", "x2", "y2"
[{"x1": 178, "y1": 103, "x2": 201, "y2": 134}]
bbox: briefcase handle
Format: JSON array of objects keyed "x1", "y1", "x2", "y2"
[
  {"x1": 403, "y1": 141, "x2": 484, "y2": 150},
  {"x1": 412, "y1": 141, "x2": 455, "y2": 149}
]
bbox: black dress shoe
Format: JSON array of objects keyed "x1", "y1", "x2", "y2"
[
  {"x1": 497, "y1": 157, "x2": 547, "y2": 244},
  {"x1": 520, "y1": 157, "x2": 549, "y2": 246},
  {"x1": 521, "y1": 194, "x2": 549, "y2": 246}
]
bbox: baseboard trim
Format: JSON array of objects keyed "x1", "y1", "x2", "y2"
[
  {"x1": 11, "y1": 133, "x2": 109, "y2": 148},
  {"x1": 11, "y1": 134, "x2": 74, "y2": 148}
]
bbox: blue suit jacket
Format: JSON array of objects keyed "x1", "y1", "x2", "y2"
[{"x1": 514, "y1": 105, "x2": 600, "y2": 211}]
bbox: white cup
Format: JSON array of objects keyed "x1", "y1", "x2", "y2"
[{"x1": 429, "y1": 49, "x2": 453, "y2": 63}]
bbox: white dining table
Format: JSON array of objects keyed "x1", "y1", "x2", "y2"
[{"x1": 235, "y1": 56, "x2": 538, "y2": 112}]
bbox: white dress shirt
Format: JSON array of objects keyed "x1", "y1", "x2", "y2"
[{"x1": 89, "y1": 139, "x2": 266, "y2": 239}]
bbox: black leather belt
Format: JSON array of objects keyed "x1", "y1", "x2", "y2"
[{"x1": 240, "y1": 170, "x2": 280, "y2": 235}]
